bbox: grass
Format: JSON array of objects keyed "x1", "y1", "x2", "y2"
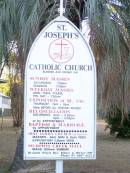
[{"x1": 0, "y1": 117, "x2": 130, "y2": 173}]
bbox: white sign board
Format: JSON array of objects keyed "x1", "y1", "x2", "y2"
[{"x1": 24, "y1": 16, "x2": 96, "y2": 160}]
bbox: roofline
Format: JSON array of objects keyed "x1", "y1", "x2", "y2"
[{"x1": 0, "y1": 79, "x2": 7, "y2": 83}]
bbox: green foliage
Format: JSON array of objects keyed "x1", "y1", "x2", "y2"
[
  {"x1": 105, "y1": 107, "x2": 130, "y2": 138},
  {"x1": 0, "y1": 82, "x2": 10, "y2": 96}
]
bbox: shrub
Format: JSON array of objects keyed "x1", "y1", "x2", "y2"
[{"x1": 105, "y1": 107, "x2": 130, "y2": 138}]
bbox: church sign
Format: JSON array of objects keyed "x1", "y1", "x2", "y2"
[{"x1": 24, "y1": 16, "x2": 96, "y2": 160}]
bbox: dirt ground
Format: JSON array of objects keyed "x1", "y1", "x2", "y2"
[{"x1": 0, "y1": 117, "x2": 130, "y2": 173}]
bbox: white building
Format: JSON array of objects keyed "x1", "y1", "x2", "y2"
[{"x1": 0, "y1": 92, "x2": 11, "y2": 116}]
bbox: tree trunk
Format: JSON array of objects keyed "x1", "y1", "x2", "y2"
[{"x1": 9, "y1": 127, "x2": 27, "y2": 173}]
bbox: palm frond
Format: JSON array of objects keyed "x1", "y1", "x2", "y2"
[
  {"x1": 16, "y1": 0, "x2": 47, "y2": 54},
  {"x1": 85, "y1": 0, "x2": 130, "y2": 116}
]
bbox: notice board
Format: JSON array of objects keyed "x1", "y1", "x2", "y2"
[{"x1": 24, "y1": 16, "x2": 96, "y2": 160}]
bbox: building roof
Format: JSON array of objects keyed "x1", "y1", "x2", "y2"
[
  {"x1": 0, "y1": 79, "x2": 7, "y2": 83},
  {"x1": 0, "y1": 92, "x2": 10, "y2": 99}
]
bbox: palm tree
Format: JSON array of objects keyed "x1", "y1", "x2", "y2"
[
  {"x1": 0, "y1": 0, "x2": 130, "y2": 171},
  {"x1": 87, "y1": 0, "x2": 130, "y2": 115},
  {"x1": 1, "y1": 0, "x2": 129, "y2": 117}
]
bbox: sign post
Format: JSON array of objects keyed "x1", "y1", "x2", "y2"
[
  {"x1": 24, "y1": 15, "x2": 96, "y2": 173},
  {"x1": 57, "y1": 1, "x2": 65, "y2": 171},
  {"x1": 56, "y1": 160, "x2": 63, "y2": 173}
]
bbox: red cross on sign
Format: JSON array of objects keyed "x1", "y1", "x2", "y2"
[{"x1": 49, "y1": 39, "x2": 74, "y2": 63}]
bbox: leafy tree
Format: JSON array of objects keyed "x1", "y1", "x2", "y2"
[{"x1": 0, "y1": 80, "x2": 10, "y2": 96}]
